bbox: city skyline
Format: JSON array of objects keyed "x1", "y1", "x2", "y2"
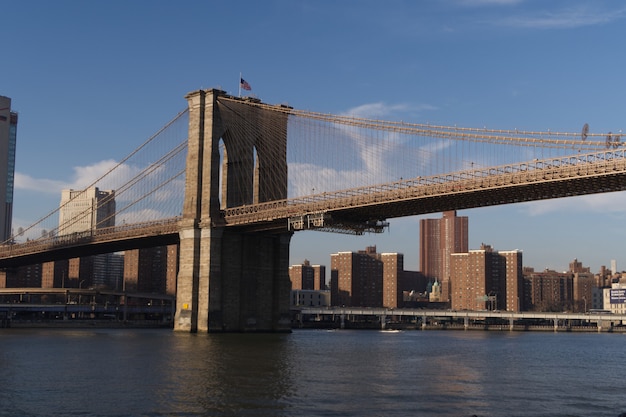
[
  {"x1": 3, "y1": 1, "x2": 626, "y2": 273},
  {"x1": 291, "y1": 225, "x2": 601, "y2": 286}
]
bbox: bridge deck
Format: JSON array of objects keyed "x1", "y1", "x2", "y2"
[
  {"x1": 223, "y1": 150, "x2": 626, "y2": 230},
  {"x1": 2, "y1": 150, "x2": 626, "y2": 266}
]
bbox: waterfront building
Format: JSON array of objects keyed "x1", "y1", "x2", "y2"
[
  {"x1": 94, "y1": 252, "x2": 124, "y2": 289},
  {"x1": 0, "y1": 95, "x2": 18, "y2": 243},
  {"x1": 591, "y1": 286, "x2": 604, "y2": 311},
  {"x1": 419, "y1": 211, "x2": 468, "y2": 303},
  {"x1": 501, "y1": 250, "x2": 524, "y2": 312},
  {"x1": 124, "y1": 245, "x2": 178, "y2": 294},
  {"x1": 330, "y1": 246, "x2": 421, "y2": 308},
  {"x1": 330, "y1": 246, "x2": 383, "y2": 307},
  {"x1": 524, "y1": 269, "x2": 572, "y2": 312},
  {"x1": 603, "y1": 282, "x2": 626, "y2": 314},
  {"x1": 289, "y1": 260, "x2": 326, "y2": 290},
  {"x1": 2, "y1": 263, "x2": 41, "y2": 288},
  {"x1": 572, "y1": 271, "x2": 594, "y2": 313},
  {"x1": 290, "y1": 289, "x2": 331, "y2": 307},
  {"x1": 450, "y1": 244, "x2": 523, "y2": 311},
  {"x1": 42, "y1": 259, "x2": 68, "y2": 288},
  {"x1": 565, "y1": 258, "x2": 594, "y2": 313}
]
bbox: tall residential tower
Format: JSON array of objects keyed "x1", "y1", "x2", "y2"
[{"x1": 419, "y1": 210, "x2": 468, "y2": 302}]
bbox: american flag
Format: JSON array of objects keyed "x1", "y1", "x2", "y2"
[{"x1": 240, "y1": 78, "x2": 252, "y2": 91}]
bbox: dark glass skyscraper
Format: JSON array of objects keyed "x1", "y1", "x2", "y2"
[{"x1": 0, "y1": 95, "x2": 17, "y2": 243}]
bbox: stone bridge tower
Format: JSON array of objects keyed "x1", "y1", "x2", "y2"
[{"x1": 175, "y1": 89, "x2": 292, "y2": 332}]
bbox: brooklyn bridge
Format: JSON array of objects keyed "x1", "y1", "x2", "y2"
[{"x1": 1, "y1": 89, "x2": 625, "y2": 332}]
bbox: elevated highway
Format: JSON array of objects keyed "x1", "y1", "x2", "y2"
[{"x1": 297, "y1": 307, "x2": 626, "y2": 332}]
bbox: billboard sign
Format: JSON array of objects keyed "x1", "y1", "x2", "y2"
[{"x1": 610, "y1": 288, "x2": 626, "y2": 304}]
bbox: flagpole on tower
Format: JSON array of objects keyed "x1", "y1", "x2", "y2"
[{"x1": 239, "y1": 75, "x2": 252, "y2": 97}]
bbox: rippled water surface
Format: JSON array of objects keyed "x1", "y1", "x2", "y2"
[{"x1": 0, "y1": 328, "x2": 625, "y2": 416}]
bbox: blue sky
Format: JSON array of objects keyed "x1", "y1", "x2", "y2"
[{"x1": 3, "y1": 0, "x2": 626, "y2": 274}]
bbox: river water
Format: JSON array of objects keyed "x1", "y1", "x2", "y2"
[{"x1": 0, "y1": 328, "x2": 625, "y2": 417}]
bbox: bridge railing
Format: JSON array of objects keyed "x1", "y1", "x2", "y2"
[
  {"x1": 0, "y1": 217, "x2": 181, "y2": 259},
  {"x1": 222, "y1": 149, "x2": 626, "y2": 225}
]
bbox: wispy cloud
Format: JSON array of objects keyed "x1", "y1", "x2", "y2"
[
  {"x1": 14, "y1": 158, "x2": 184, "y2": 237},
  {"x1": 521, "y1": 191, "x2": 626, "y2": 216},
  {"x1": 498, "y1": 5, "x2": 626, "y2": 29},
  {"x1": 459, "y1": 0, "x2": 523, "y2": 6},
  {"x1": 15, "y1": 159, "x2": 120, "y2": 194},
  {"x1": 343, "y1": 102, "x2": 437, "y2": 119},
  {"x1": 14, "y1": 173, "x2": 66, "y2": 194},
  {"x1": 287, "y1": 101, "x2": 446, "y2": 197}
]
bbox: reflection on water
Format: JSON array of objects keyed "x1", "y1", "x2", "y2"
[
  {"x1": 160, "y1": 333, "x2": 297, "y2": 416},
  {"x1": 0, "y1": 328, "x2": 625, "y2": 416}
]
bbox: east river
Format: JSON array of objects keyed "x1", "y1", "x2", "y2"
[{"x1": 0, "y1": 328, "x2": 625, "y2": 417}]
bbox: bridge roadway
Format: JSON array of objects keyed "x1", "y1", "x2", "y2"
[
  {"x1": 225, "y1": 149, "x2": 626, "y2": 232},
  {"x1": 0, "y1": 218, "x2": 180, "y2": 267},
  {"x1": 2, "y1": 149, "x2": 626, "y2": 266},
  {"x1": 297, "y1": 307, "x2": 626, "y2": 331}
]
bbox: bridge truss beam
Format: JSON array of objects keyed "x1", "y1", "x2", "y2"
[{"x1": 222, "y1": 149, "x2": 626, "y2": 231}]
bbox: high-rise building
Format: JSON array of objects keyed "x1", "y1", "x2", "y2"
[
  {"x1": 289, "y1": 260, "x2": 326, "y2": 290},
  {"x1": 523, "y1": 269, "x2": 573, "y2": 312},
  {"x1": 54, "y1": 187, "x2": 116, "y2": 288},
  {"x1": 573, "y1": 271, "x2": 594, "y2": 313},
  {"x1": 330, "y1": 246, "x2": 383, "y2": 307},
  {"x1": 3, "y1": 263, "x2": 41, "y2": 288},
  {"x1": 501, "y1": 250, "x2": 523, "y2": 312},
  {"x1": 93, "y1": 252, "x2": 124, "y2": 289},
  {"x1": 419, "y1": 210, "x2": 468, "y2": 302},
  {"x1": 450, "y1": 244, "x2": 523, "y2": 311},
  {"x1": 124, "y1": 245, "x2": 177, "y2": 294},
  {"x1": 58, "y1": 187, "x2": 115, "y2": 235},
  {"x1": 569, "y1": 258, "x2": 590, "y2": 274},
  {"x1": 0, "y1": 95, "x2": 18, "y2": 242},
  {"x1": 380, "y1": 252, "x2": 406, "y2": 309},
  {"x1": 330, "y1": 246, "x2": 420, "y2": 308},
  {"x1": 42, "y1": 259, "x2": 67, "y2": 288}
]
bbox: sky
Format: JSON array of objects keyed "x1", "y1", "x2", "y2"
[{"x1": 3, "y1": 0, "x2": 626, "y2": 275}]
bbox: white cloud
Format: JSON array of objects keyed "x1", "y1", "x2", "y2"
[
  {"x1": 73, "y1": 159, "x2": 132, "y2": 190},
  {"x1": 498, "y1": 5, "x2": 626, "y2": 29},
  {"x1": 343, "y1": 102, "x2": 437, "y2": 119},
  {"x1": 520, "y1": 191, "x2": 626, "y2": 216},
  {"x1": 13, "y1": 158, "x2": 185, "y2": 237},
  {"x1": 116, "y1": 208, "x2": 167, "y2": 225},
  {"x1": 287, "y1": 101, "x2": 449, "y2": 197},
  {"x1": 14, "y1": 173, "x2": 67, "y2": 193},
  {"x1": 14, "y1": 159, "x2": 121, "y2": 194}
]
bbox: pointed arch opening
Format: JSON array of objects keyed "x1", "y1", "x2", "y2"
[{"x1": 219, "y1": 132, "x2": 256, "y2": 208}]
